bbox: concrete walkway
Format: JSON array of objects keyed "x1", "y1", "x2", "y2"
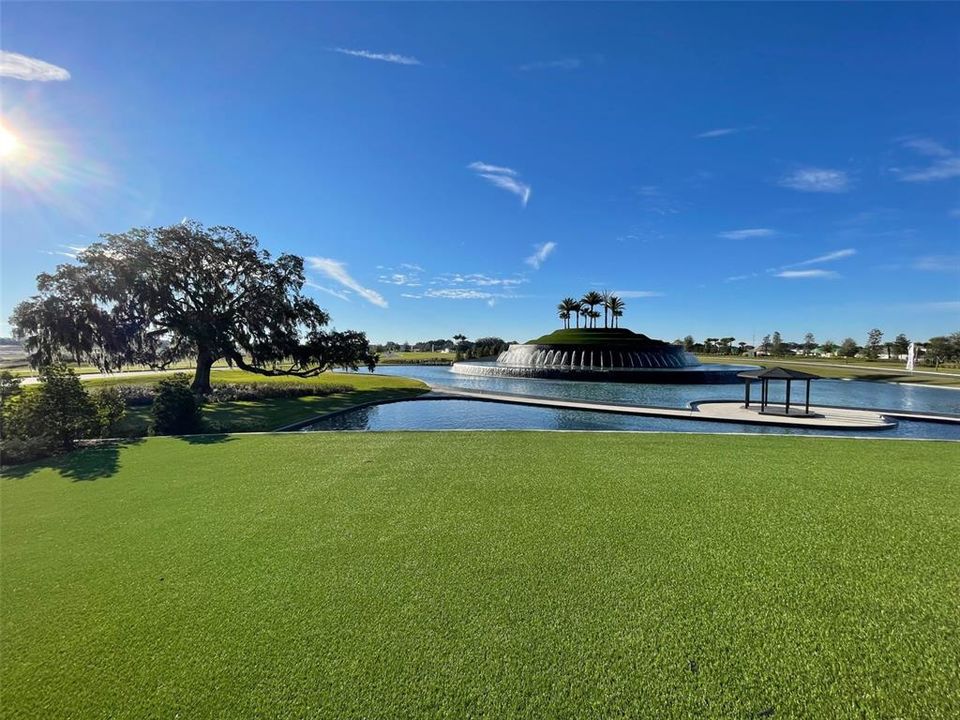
[{"x1": 427, "y1": 385, "x2": 907, "y2": 430}]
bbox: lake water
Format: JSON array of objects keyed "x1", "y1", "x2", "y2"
[{"x1": 309, "y1": 364, "x2": 960, "y2": 440}]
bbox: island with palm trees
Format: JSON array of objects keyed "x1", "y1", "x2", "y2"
[{"x1": 452, "y1": 292, "x2": 752, "y2": 383}]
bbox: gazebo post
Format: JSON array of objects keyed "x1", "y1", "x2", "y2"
[
  {"x1": 805, "y1": 379, "x2": 811, "y2": 414},
  {"x1": 744, "y1": 379, "x2": 751, "y2": 408},
  {"x1": 785, "y1": 379, "x2": 791, "y2": 414},
  {"x1": 761, "y1": 379, "x2": 767, "y2": 411}
]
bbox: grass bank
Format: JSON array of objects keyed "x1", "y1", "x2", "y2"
[
  {"x1": 86, "y1": 370, "x2": 428, "y2": 434},
  {"x1": 2, "y1": 433, "x2": 957, "y2": 718}
]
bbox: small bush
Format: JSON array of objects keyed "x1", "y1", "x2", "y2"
[
  {"x1": 150, "y1": 375, "x2": 202, "y2": 436},
  {"x1": 93, "y1": 388, "x2": 126, "y2": 437}
]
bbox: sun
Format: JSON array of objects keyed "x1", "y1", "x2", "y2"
[{"x1": 0, "y1": 125, "x2": 21, "y2": 160}]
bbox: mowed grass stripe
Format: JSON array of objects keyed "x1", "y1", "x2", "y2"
[{"x1": 2, "y1": 433, "x2": 958, "y2": 718}]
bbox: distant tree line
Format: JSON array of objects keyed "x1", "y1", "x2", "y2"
[
  {"x1": 371, "y1": 336, "x2": 513, "y2": 361},
  {"x1": 677, "y1": 329, "x2": 960, "y2": 367}
]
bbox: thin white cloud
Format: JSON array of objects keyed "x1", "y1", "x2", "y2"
[
  {"x1": 330, "y1": 48, "x2": 421, "y2": 66},
  {"x1": 779, "y1": 168, "x2": 850, "y2": 193},
  {"x1": 612, "y1": 290, "x2": 664, "y2": 298},
  {"x1": 0, "y1": 51, "x2": 71, "y2": 81},
  {"x1": 424, "y1": 288, "x2": 495, "y2": 300},
  {"x1": 775, "y1": 269, "x2": 839, "y2": 279},
  {"x1": 525, "y1": 242, "x2": 556, "y2": 270},
  {"x1": 900, "y1": 137, "x2": 952, "y2": 158},
  {"x1": 787, "y1": 248, "x2": 857, "y2": 268},
  {"x1": 306, "y1": 282, "x2": 352, "y2": 302},
  {"x1": 892, "y1": 137, "x2": 960, "y2": 182},
  {"x1": 467, "y1": 161, "x2": 517, "y2": 176},
  {"x1": 519, "y1": 58, "x2": 581, "y2": 71},
  {"x1": 307, "y1": 257, "x2": 388, "y2": 308},
  {"x1": 42, "y1": 244, "x2": 87, "y2": 259},
  {"x1": 439, "y1": 273, "x2": 526, "y2": 287},
  {"x1": 468, "y1": 161, "x2": 531, "y2": 206},
  {"x1": 479, "y1": 174, "x2": 531, "y2": 206},
  {"x1": 378, "y1": 273, "x2": 421, "y2": 287},
  {"x1": 898, "y1": 157, "x2": 960, "y2": 183},
  {"x1": 723, "y1": 273, "x2": 759, "y2": 283},
  {"x1": 718, "y1": 228, "x2": 776, "y2": 240},
  {"x1": 696, "y1": 128, "x2": 738, "y2": 139}
]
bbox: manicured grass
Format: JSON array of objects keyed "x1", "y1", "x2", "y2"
[
  {"x1": 528, "y1": 328, "x2": 663, "y2": 346},
  {"x1": 2, "y1": 433, "x2": 958, "y2": 718},
  {"x1": 379, "y1": 351, "x2": 453, "y2": 365},
  {"x1": 94, "y1": 371, "x2": 428, "y2": 434},
  {"x1": 698, "y1": 355, "x2": 960, "y2": 387}
]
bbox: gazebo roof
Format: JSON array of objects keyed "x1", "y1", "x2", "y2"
[{"x1": 737, "y1": 366, "x2": 821, "y2": 381}]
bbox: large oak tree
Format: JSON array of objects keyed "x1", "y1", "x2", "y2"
[{"x1": 10, "y1": 222, "x2": 377, "y2": 393}]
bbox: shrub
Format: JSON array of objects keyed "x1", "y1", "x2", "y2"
[
  {"x1": 113, "y1": 384, "x2": 156, "y2": 407},
  {"x1": 150, "y1": 374, "x2": 202, "y2": 435},
  {"x1": 17, "y1": 365, "x2": 96, "y2": 450},
  {"x1": 0, "y1": 370, "x2": 23, "y2": 438},
  {"x1": 207, "y1": 382, "x2": 351, "y2": 403},
  {"x1": 93, "y1": 388, "x2": 126, "y2": 437},
  {"x1": 0, "y1": 435, "x2": 56, "y2": 467}
]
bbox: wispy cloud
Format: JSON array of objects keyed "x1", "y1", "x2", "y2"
[
  {"x1": 631, "y1": 185, "x2": 684, "y2": 216},
  {"x1": 519, "y1": 58, "x2": 581, "y2": 72},
  {"x1": 913, "y1": 255, "x2": 960, "y2": 272},
  {"x1": 900, "y1": 137, "x2": 952, "y2": 158},
  {"x1": 718, "y1": 228, "x2": 776, "y2": 240},
  {"x1": 467, "y1": 161, "x2": 517, "y2": 176},
  {"x1": 908, "y1": 300, "x2": 960, "y2": 312},
  {"x1": 898, "y1": 157, "x2": 960, "y2": 182},
  {"x1": 724, "y1": 273, "x2": 759, "y2": 283},
  {"x1": 307, "y1": 257, "x2": 388, "y2": 308},
  {"x1": 0, "y1": 51, "x2": 71, "y2": 81},
  {"x1": 696, "y1": 127, "x2": 752, "y2": 139},
  {"x1": 892, "y1": 137, "x2": 960, "y2": 182},
  {"x1": 613, "y1": 290, "x2": 664, "y2": 298},
  {"x1": 423, "y1": 288, "x2": 496, "y2": 300},
  {"x1": 306, "y1": 282, "x2": 352, "y2": 302},
  {"x1": 786, "y1": 248, "x2": 857, "y2": 268},
  {"x1": 525, "y1": 242, "x2": 556, "y2": 269},
  {"x1": 330, "y1": 48, "x2": 421, "y2": 66},
  {"x1": 378, "y1": 263, "x2": 424, "y2": 286},
  {"x1": 775, "y1": 269, "x2": 839, "y2": 279},
  {"x1": 438, "y1": 273, "x2": 526, "y2": 287},
  {"x1": 42, "y1": 244, "x2": 88, "y2": 259},
  {"x1": 779, "y1": 168, "x2": 850, "y2": 193},
  {"x1": 469, "y1": 161, "x2": 531, "y2": 206}
]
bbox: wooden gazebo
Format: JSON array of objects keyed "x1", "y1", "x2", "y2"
[{"x1": 737, "y1": 367, "x2": 821, "y2": 417}]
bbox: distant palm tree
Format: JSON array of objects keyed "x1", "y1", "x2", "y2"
[
  {"x1": 588, "y1": 309, "x2": 601, "y2": 328},
  {"x1": 607, "y1": 295, "x2": 625, "y2": 327},
  {"x1": 557, "y1": 303, "x2": 571, "y2": 329},
  {"x1": 579, "y1": 304, "x2": 590, "y2": 328},
  {"x1": 581, "y1": 291, "x2": 604, "y2": 328}
]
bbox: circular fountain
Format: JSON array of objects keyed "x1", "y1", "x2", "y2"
[{"x1": 452, "y1": 328, "x2": 753, "y2": 383}]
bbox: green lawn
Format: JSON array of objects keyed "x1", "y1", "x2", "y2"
[
  {"x1": 698, "y1": 354, "x2": 960, "y2": 387},
  {"x1": 379, "y1": 351, "x2": 454, "y2": 364},
  {"x1": 2, "y1": 433, "x2": 958, "y2": 718},
  {"x1": 89, "y1": 370, "x2": 428, "y2": 434}
]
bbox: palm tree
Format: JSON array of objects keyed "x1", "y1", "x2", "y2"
[
  {"x1": 556, "y1": 303, "x2": 571, "y2": 329},
  {"x1": 559, "y1": 297, "x2": 580, "y2": 329},
  {"x1": 588, "y1": 309, "x2": 601, "y2": 328},
  {"x1": 581, "y1": 291, "x2": 604, "y2": 328},
  {"x1": 607, "y1": 295, "x2": 625, "y2": 327},
  {"x1": 579, "y1": 304, "x2": 590, "y2": 328},
  {"x1": 601, "y1": 291, "x2": 612, "y2": 328}
]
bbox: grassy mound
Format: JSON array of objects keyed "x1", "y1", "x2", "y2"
[
  {"x1": 526, "y1": 327, "x2": 671, "y2": 347},
  {"x1": 3, "y1": 433, "x2": 958, "y2": 717}
]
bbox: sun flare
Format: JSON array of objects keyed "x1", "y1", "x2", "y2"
[{"x1": 0, "y1": 125, "x2": 21, "y2": 160}]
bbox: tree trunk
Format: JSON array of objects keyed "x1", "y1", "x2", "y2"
[{"x1": 192, "y1": 349, "x2": 215, "y2": 394}]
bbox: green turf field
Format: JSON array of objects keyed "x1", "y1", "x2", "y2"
[{"x1": 2, "y1": 432, "x2": 957, "y2": 718}]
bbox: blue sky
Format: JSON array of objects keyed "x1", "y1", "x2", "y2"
[{"x1": 1, "y1": 2, "x2": 958, "y2": 345}]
